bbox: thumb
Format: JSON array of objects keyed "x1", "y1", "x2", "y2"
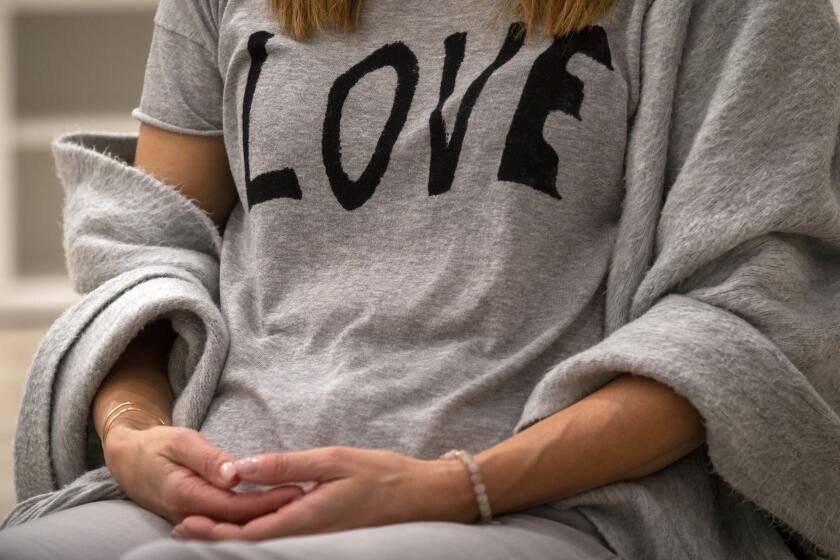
[{"x1": 167, "y1": 429, "x2": 240, "y2": 489}]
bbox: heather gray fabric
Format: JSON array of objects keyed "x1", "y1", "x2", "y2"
[
  {"x1": 0, "y1": 500, "x2": 617, "y2": 560},
  {"x1": 3, "y1": 0, "x2": 840, "y2": 559},
  {"x1": 0, "y1": 500, "x2": 172, "y2": 559},
  {"x1": 0, "y1": 131, "x2": 229, "y2": 523}
]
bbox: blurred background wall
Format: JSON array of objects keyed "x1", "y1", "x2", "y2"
[
  {"x1": 0, "y1": 0, "x2": 839, "y2": 522},
  {"x1": 0, "y1": 0, "x2": 156, "y2": 519}
]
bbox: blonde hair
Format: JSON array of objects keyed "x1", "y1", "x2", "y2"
[{"x1": 267, "y1": 0, "x2": 618, "y2": 41}]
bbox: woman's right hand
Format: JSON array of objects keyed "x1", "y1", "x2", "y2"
[{"x1": 103, "y1": 422, "x2": 305, "y2": 525}]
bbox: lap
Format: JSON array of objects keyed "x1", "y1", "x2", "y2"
[
  {"x1": 122, "y1": 510, "x2": 619, "y2": 560},
  {"x1": 0, "y1": 499, "x2": 619, "y2": 560},
  {"x1": 0, "y1": 499, "x2": 172, "y2": 560}
]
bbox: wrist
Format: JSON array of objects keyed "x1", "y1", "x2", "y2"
[
  {"x1": 101, "y1": 410, "x2": 167, "y2": 451},
  {"x1": 433, "y1": 458, "x2": 481, "y2": 524},
  {"x1": 109, "y1": 410, "x2": 167, "y2": 432}
]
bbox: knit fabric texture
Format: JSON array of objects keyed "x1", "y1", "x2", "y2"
[{"x1": 3, "y1": 1, "x2": 840, "y2": 559}]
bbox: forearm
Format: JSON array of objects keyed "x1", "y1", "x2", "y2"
[
  {"x1": 467, "y1": 372, "x2": 707, "y2": 517},
  {"x1": 91, "y1": 319, "x2": 177, "y2": 446}
]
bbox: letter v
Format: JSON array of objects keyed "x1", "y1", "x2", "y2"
[{"x1": 427, "y1": 22, "x2": 525, "y2": 196}]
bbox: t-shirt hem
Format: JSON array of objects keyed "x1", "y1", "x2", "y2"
[{"x1": 131, "y1": 108, "x2": 224, "y2": 137}]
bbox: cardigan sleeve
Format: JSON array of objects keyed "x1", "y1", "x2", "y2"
[
  {"x1": 0, "y1": 132, "x2": 230, "y2": 529},
  {"x1": 53, "y1": 129, "x2": 228, "y2": 466},
  {"x1": 57, "y1": 132, "x2": 223, "y2": 298},
  {"x1": 513, "y1": 0, "x2": 840, "y2": 557}
]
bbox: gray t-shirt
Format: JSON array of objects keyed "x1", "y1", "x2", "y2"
[
  {"x1": 134, "y1": 0, "x2": 637, "y2": 460},
  {"x1": 128, "y1": 1, "x2": 840, "y2": 558},
  {"x1": 133, "y1": 1, "x2": 642, "y2": 548}
]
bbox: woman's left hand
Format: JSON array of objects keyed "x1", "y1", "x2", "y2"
[{"x1": 169, "y1": 446, "x2": 478, "y2": 541}]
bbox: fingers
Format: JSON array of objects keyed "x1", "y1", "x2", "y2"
[
  {"x1": 175, "y1": 499, "x2": 318, "y2": 541},
  {"x1": 232, "y1": 447, "x2": 347, "y2": 486},
  {"x1": 166, "y1": 429, "x2": 240, "y2": 489},
  {"x1": 170, "y1": 516, "x2": 215, "y2": 539},
  {"x1": 180, "y1": 478, "x2": 305, "y2": 524},
  {"x1": 235, "y1": 501, "x2": 321, "y2": 540}
]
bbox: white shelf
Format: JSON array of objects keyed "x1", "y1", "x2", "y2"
[
  {"x1": 0, "y1": 276, "x2": 79, "y2": 327},
  {"x1": 10, "y1": 0, "x2": 157, "y2": 13},
  {"x1": 14, "y1": 114, "x2": 138, "y2": 149},
  {"x1": 0, "y1": 1, "x2": 153, "y2": 326}
]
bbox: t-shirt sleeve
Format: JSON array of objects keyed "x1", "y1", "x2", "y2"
[{"x1": 131, "y1": 0, "x2": 224, "y2": 136}]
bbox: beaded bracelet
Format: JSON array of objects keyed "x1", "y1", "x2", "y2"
[
  {"x1": 439, "y1": 449, "x2": 493, "y2": 524},
  {"x1": 101, "y1": 401, "x2": 168, "y2": 447}
]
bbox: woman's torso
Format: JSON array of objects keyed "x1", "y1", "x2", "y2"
[{"x1": 199, "y1": 0, "x2": 647, "y2": 463}]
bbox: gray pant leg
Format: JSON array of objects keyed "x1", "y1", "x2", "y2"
[
  {"x1": 120, "y1": 512, "x2": 619, "y2": 560},
  {"x1": 0, "y1": 499, "x2": 172, "y2": 560}
]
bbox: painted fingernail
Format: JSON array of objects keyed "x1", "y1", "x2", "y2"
[
  {"x1": 234, "y1": 456, "x2": 259, "y2": 475},
  {"x1": 219, "y1": 461, "x2": 236, "y2": 482},
  {"x1": 299, "y1": 480, "x2": 318, "y2": 492}
]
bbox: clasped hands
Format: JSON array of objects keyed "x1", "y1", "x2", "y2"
[{"x1": 165, "y1": 435, "x2": 479, "y2": 541}]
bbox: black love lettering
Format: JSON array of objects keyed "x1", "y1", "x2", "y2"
[
  {"x1": 242, "y1": 23, "x2": 613, "y2": 211},
  {"x1": 428, "y1": 22, "x2": 525, "y2": 196},
  {"x1": 498, "y1": 26, "x2": 613, "y2": 199},
  {"x1": 323, "y1": 43, "x2": 419, "y2": 211},
  {"x1": 242, "y1": 30, "x2": 302, "y2": 210}
]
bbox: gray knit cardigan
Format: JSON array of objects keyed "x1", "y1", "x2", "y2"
[{"x1": 3, "y1": 2, "x2": 840, "y2": 558}]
